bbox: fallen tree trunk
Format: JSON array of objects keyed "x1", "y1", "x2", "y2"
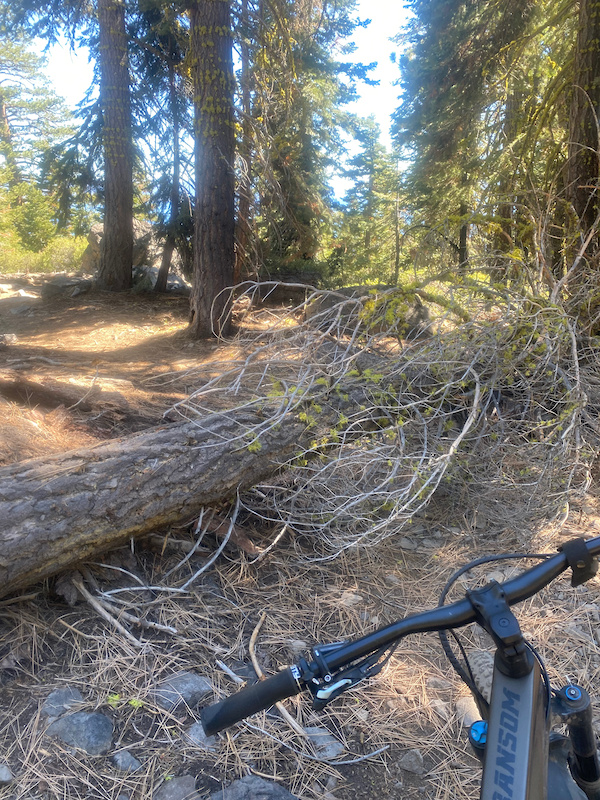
[{"x1": 0, "y1": 410, "x2": 305, "y2": 599}]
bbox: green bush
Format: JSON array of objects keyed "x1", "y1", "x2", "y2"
[{"x1": 0, "y1": 231, "x2": 87, "y2": 275}]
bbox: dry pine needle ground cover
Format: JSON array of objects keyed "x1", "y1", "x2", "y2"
[{"x1": 1, "y1": 276, "x2": 600, "y2": 800}]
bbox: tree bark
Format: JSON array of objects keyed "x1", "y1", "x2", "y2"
[
  {"x1": 188, "y1": 0, "x2": 236, "y2": 338},
  {"x1": 0, "y1": 411, "x2": 305, "y2": 599},
  {"x1": 96, "y1": 0, "x2": 134, "y2": 291},
  {"x1": 566, "y1": 0, "x2": 600, "y2": 238}
]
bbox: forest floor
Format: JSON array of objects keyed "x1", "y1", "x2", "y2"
[{"x1": 1, "y1": 275, "x2": 600, "y2": 800}]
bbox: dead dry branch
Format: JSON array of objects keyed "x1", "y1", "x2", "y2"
[{"x1": 168, "y1": 279, "x2": 600, "y2": 557}]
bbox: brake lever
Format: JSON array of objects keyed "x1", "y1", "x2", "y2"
[{"x1": 307, "y1": 654, "x2": 386, "y2": 711}]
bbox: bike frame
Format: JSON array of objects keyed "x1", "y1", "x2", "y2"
[{"x1": 481, "y1": 652, "x2": 549, "y2": 800}]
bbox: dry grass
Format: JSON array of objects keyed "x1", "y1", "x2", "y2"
[
  {"x1": 2, "y1": 510, "x2": 600, "y2": 800},
  {"x1": 2, "y1": 277, "x2": 600, "y2": 799}
]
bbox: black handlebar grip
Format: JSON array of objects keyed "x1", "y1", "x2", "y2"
[{"x1": 201, "y1": 667, "x2": 302, "y2": 736}]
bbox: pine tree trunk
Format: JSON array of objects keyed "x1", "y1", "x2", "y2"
[
  {"x1": 188, "y1": 0, "x2": 236, "y2": 338},
  {"x1": 566, "y1": 0, "x2": 600, "y2": 238},
  {"x1": 96, "y1": 0, "x2": 134, "y2": 291},
  {"x1": 0, "y1": 411, "x2": 305, "y2": 599}
]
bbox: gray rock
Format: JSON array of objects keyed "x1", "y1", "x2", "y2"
[
  {"x1": 398, "y1": 748, "x2": 425, "y2": 775},
  {"x1": 186, "y1": 722, "x2": 218, "y2": 751},
  {"x1": 46, "y1": 711, "x2": 113, "y2": 755},
  {"x1": 42, "y1": 687, "x2": 84, "y2": 719},
  {"x1": 399, "y1": 537, "x2": 418, "y2": 551},
  {"x1": 112, "y1": 750, "x2": 142, "y2": 772},
  {"x1": 209, "y1": 775, "x2": 299, "y2": 800},
  {"x1": 41, "y1": 276, "x2": 93, "y2": 300},
  {"x1": 0, "y1": 763, "x2": 13, "y2": 785},
  {"x1": 153, "y1": 775, "x2": 200, "y2": 800},
  {"x1": 153, "y1": 671, "x2": 212, "y2": 712},
  {"x1": 304, "y1": 727, "x2": 345, "y2": 760}
]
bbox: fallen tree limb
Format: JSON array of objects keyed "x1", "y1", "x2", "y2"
[{"x1": 0, "y1": 410, "x2": 305, "y2": 599}]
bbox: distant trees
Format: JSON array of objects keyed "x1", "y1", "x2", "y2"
[
  {"x1": 0, "y1": 31, "x2": 77, "y2": 253},
  {"x1": 391, "y1": 0, "x2": 600, "y2": 285},
  {"x1": 5, "y1": 0, "x2": 374, "y2": 331}
]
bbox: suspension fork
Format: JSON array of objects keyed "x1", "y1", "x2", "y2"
[{"x1": 553, "y1": 685, "x2": 600, "y2": 800}]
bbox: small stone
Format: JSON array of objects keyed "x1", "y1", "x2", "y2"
[
  {"x1": 152, "y1": 672, "x2": 212, "y2": 712},
  {"x1": 455, "y1": 695, "x2": 481, "y2": 729},
  {"x1": 304, "y1": 726, "x2": 345, "y2": 760},
  {"x1": 420, "y1": 538, "x2": 438, "y2": 549},
  {"x1": 426, "y1": 677, "x2": 452, "y2": 691},
  {"x1": 399, "y1": 537, "x2": 417, "y2": 551},
  {"x1": 383, "y1": 573, "x2": 401, "y2": 587},
  {"x1": 153, "y1": 775, "x2": 200, "y2": 800},
  {"x1": 112, "y1": 750, "x2": 142, "y2": 772},
  {"x1": 209, "y1": 776, "x2": 299, "y2": 800},
  {"x1": 429, "y1": 699, "x2": 451, "y2": 721},
  {"x1": 398, "y1": 748, "x2": 425, "y2": 775},
  {"x1": 186, "y1": 722, "x2": 218, "y2": 751},
  {"x1": 287, "y1": 640, "x2": 308, "y2": 656},
  {"x1": 46, "y1": 711, "x2": 113, "y2": 755},
  {"x1": 0, "y1": 763, "x2": 13, "y2": 785},
  {"x1": 340, "y1": 590, "x2": 363, "y2": 608},
  {"x1": 42, "y1": 687, "x2": 84, "y2": 719}
]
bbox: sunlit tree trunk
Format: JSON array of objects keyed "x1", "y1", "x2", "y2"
[
  {"x1": 96, "y1": 0, "x2": 134, "y2": 291},
  {"x1": 189, "y1": 0, "x2": 236, "y2": 338}
]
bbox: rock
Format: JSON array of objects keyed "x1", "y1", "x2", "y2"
[
  {"x1": 426, "y1": 677, "x2": 452, "y2": 691},
  {"x1": 398, "y1": 748, "x2": 425, "y2": 775},
  {"x1": 46, "y1": 711, "x2": 113, "y2": 755},
  {"x1": 133, "y1": 266, "x2": 190, "y2": 294},
  {"x1": 112, "y1": 750, "x2": 142, "y2": 772},
  {"x1": 80, "y1": 220, "x2": 186, "y2": 290},
  {"x1": 209, "y1": 775, "x2": 299, "y2": 800},
  {"x1": 287, "y1": 640, "x2": 308, "y2": 657},
  {"x1": 429, "y1": 699, "x2": 451, "y2": 721},
  {"x1": 383, "y1": 573, "x2": 401, "y2": 587},
  {"x1": 455, "y1": 695, "x2": 481, "y2": 729},
  {"x1": 152, "y1": 671, "x2": 212, "y2": 712},
  {"x1": 41, "y1": 687, "x2": 84, "y2": 719},
  {"x1": 339, "y1": 590, "x2": 363, "y2": 608},
  {"x1": 41, "y1": 276, "x2": 93, "y2": 300},
  {"x1": 186, "y1": 722, "x2": 218, "y2": 751},
  {"x1": 153, "y1": 775, "x2": 200, "y2": 800},
  {"x1": 304, "y1": 726, "x2": 345, "y2": 760},
  {"x1": 0, "y1": 763, "x2": 13, "y2": 784},
  {"x1": 0, "y1": 333, "x2": 17, "y2": 348},
  {"x1": 399, "y1": 537, "x2": 418, "y2": 551}
]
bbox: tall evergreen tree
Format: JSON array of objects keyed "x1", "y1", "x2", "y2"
[
  {"x1": 96, "y1": 0, "x2": 134, "y2": 290},
  {"x1": 393, "y1": 0, "x2": 536, "y2": 267},
  {"x1": 566, "y1": 0, "x2": 600, "y2": 241},
  {"x1": 188, "y1": 0, "x2": 236, "y2": 338}
]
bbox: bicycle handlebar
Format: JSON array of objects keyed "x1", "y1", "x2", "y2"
[
  {"x1": 201, "y1": 535, "x2": 600, "y2": 736},
  {"x1": 201, "y1": 667, "x2": 301, "y2": 735}
]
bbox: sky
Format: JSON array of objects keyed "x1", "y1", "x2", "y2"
[{"x1": 40, "y1": 0, "x2": 408, "y2": 149}]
